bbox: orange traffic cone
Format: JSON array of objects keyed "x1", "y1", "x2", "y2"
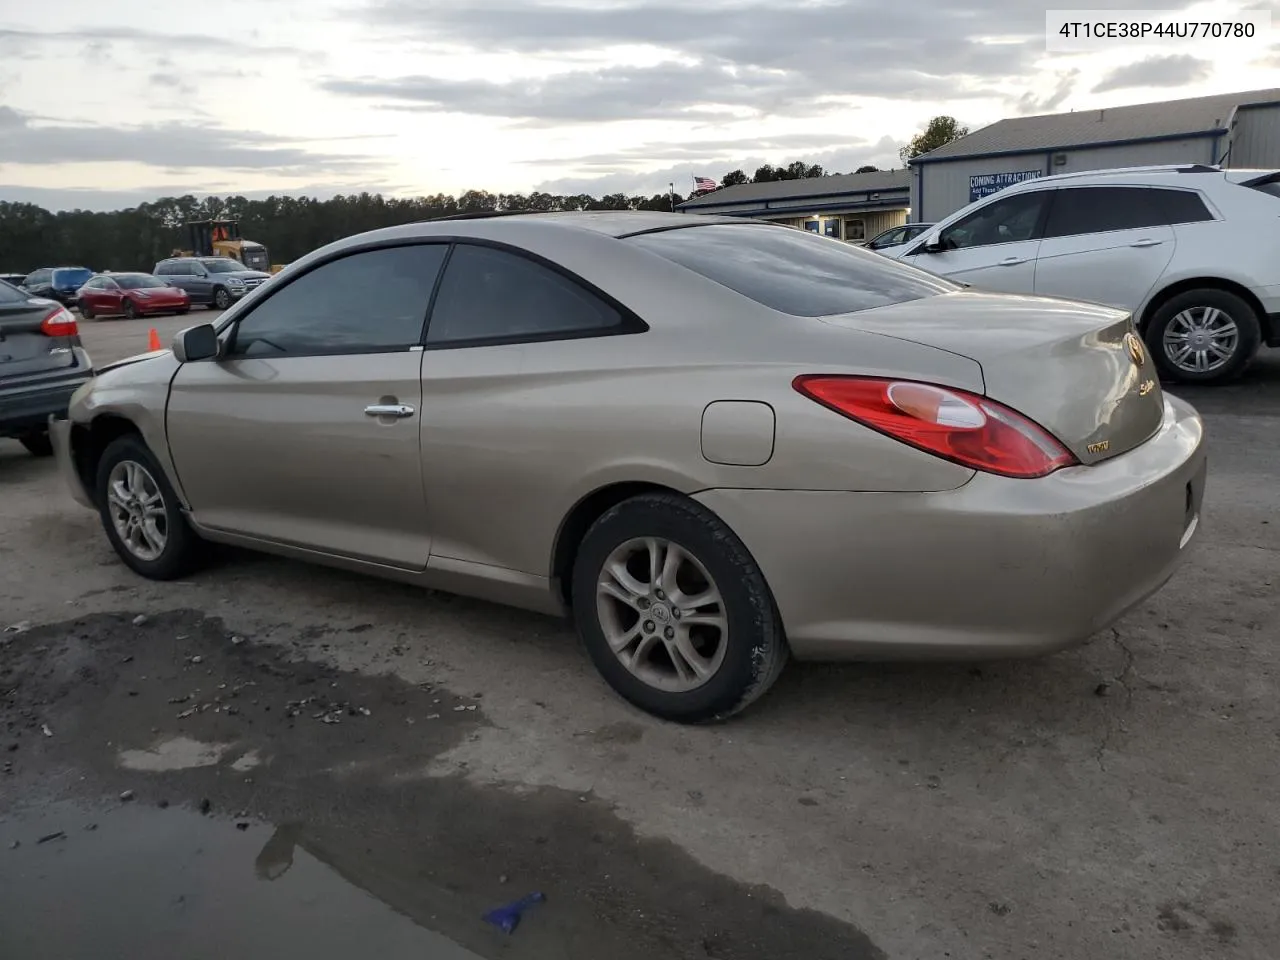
[{"x1": 148, "y1": 327, "x2": 162, "y2": 352}]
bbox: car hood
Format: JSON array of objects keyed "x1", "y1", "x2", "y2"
[
  {"x1": 96, "y1": 350, "x2": 169, "y2": 375},
  {"x1": 219, "y1": 270, "x2": 271, "y2": 280}
]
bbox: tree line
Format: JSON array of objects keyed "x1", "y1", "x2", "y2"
[{"x1": 0, "y1": 117, "x2": 968, "y2": 272}]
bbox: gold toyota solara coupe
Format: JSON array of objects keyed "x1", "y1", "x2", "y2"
[{"x1": 51, "y1": 211, "x2": 1206, "y2": 722}]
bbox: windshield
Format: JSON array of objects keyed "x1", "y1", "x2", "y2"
[
  {"x1": 115, "y1": 274, "x2": 168, "y2": 290},
  {"x1": 628, "y1": 224, "x2": 956, "y2": 317},
  {"x1": 52, "y1": 268, "x2": 93, "y2": 287},
  {"x1": 202, "y1": 259, "x2": 245, "y2": 274}
]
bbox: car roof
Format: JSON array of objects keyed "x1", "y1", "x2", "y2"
[
  {"x1": 998, "y1": 164, "x2": 1241, "y2": 195},
  {"x1": 432, "y1": 210, "x2": 744, "y2": 237}
]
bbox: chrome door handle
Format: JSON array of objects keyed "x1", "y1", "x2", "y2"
[
  {"x1": 364, "y1": 403, "x2": 415, "y2": 418},
  {"x1": 1130, "y1": 238, "x2": 1163, "y2": 248},
  {"x1": 998, "y1": 257, "x2": 1027, "y2": 266}
]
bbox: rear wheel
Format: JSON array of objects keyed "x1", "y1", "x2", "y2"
[
  {"x1": 212, "y1": 287, "x2": 231, "y2": 310},
  {"x1": 19, "y1": 432, "x2": 54, "y2": 457},
  {"x1": 95, "y1": 435, "x2": 205, "y2": 580},
  {"x1": 1146, "y1": 288, "x2": 1260, "y2": 384},
  {"x1": 571, "y1": 492, "x2": 788, "y2": 723},
  {"x1": 122, "y1": 299, "x2": 138, "y2": 320},
  {"x1": 176, "y1": 307, "x2": 189, "y2": 315}
]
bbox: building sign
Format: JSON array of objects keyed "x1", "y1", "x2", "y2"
[{"x1": 969, "y1": 170, "x2": 1043, "y2": 202}]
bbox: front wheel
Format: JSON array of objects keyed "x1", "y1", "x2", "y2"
[
  {"x1": 1146, "y1": 289, "x2": 1260, "y2": 384},
  {"x1": 79, "y1": 302, "x2": 94, "y2": 320},
  {"x1": 95, "y1": 435, "x2": 205, "y2": 580},
  {"x1": 212, "y1": 287, "x2": 232, "y2": 310},
  {"x1": 122, "y1": 299, "x2": 138, "y2": 320},
  {"x1": 571, "y1": 493, "x2": 788, "y2": 723}
]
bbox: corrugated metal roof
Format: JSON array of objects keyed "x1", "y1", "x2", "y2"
[
  {"x1": 915, "y1": 87, "x2": 1280, "y2": 163},
  {"x1": 678, "y1": 169, "x2": 910, "y2": 209}
]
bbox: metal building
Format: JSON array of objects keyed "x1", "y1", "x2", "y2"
[
  {"x1": 910, "y1": 87, "x2": 1280, "y2": 223},
  {"x1": 676, "y1": 169, "x2": 910, "y2": 242}
]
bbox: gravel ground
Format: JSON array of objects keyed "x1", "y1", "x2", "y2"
[{"x1": 1, "y1": 318, "x2": 1277, "y2": 960}]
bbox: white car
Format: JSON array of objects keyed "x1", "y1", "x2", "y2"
[{"x1": 885, "y1": 165, "x2": 1280, "y2": 383}]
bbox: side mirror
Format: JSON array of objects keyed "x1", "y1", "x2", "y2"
[{"x1": 172, "y1": 323, "x2": 220, "y2": 363}]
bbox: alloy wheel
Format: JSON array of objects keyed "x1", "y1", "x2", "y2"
[
  {"x1": 1162, "y1": 306, "x2": 1239, "y2": 375},
  {"x1": 595, "y1": 537, "x2": 729, "y2": 692},
  {"x1": 106, "y1": 460, "x2": 168, "y2": 562}
]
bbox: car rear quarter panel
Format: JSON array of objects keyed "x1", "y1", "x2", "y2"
[{"x1": 413, "y1": 225, "x2": 984, "y2": 578}]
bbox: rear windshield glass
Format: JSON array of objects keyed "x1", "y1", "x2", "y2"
[
  {"x1": 0, "y1": 279, "x2": 27, "y2": 304},
  {"x1": 115, "y1": 274, "x2": 167, "y2": 289},
  {"x1": 1245, "y1": 174, "x2": 1280, "y2": 199},
  {"x1": 627, "y1": 224, "x2": 956, "y2": 316},
  {"x1": 52, "y1": 268, "x2": 92, "y2": 287}
]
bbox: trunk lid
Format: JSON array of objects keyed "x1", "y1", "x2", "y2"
[
  {"x1": 820, "y1": 291, "x2": 1163, "y2": 464},
  {"x1": 0, "y1": 288, "x2": 78, "y2": 379}
]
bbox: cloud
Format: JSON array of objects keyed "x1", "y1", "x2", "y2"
[
  {"x1": 149, "y1": 72, "x2": 197, "y2": 97},
  {"x1": 0, "y1": 107, "x2": 380, "y2": 175},
  {"x1": 1014, "y1": 69, "x2": 1080, "y2": 115},
  {"x1": 1092, "y1": 54, "x2": 1211, "y2": 94},
  {"x1": 0, "y1": 25, "x2": 299, "y2": 56},
  {"x1": 327, "y1": 0, "x2": 1046, "y2": 121},
  {"x1": 0, "y1": 182, "x2": 406, "y2": 214}
]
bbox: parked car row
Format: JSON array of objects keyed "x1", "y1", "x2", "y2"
[
  {"x1": 4, "y1": 258, "x2": 273, "y2": 321},
  {"x1": 874, "y1": 164, "x2": 1280, "y2": 385}
]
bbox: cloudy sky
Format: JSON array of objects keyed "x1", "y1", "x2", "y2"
[{"x1": 1, "y1": 0, "x2": 1278, "y2": 210}]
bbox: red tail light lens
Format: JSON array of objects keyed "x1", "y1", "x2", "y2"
[
  {"x1": 39, "y1": 306, "x2": 79, "y2": 337},
  {"x1": 793, "y1": 375, "x2": 1078, "y2": 479}
]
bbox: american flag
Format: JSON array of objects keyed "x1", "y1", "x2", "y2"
[{"x1": 692, "y1": 176, "x2": 719, "y2": 192}]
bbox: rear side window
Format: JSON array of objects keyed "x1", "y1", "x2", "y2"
[
  {"x1": 0, "y1": 280, "x2": 27, "y2": 304},
  {"x1": 628, "y1": 224, "x2": 955, "y2": 317},
  {"x1": 1044, "y1": 186, "x2": 1212, "y2": 238},
  {"x1": 426, "y1": 244, "x2": 624, "y2": 345}
]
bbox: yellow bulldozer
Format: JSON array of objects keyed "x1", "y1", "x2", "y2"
[{"x1": 170, "y1": 219, "x2": 285, "y2": 274}]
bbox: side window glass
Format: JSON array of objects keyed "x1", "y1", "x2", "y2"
[
  {"x1": 427, "y1": 244, "x2": 623, "y2": 346},
  {"x1": 156, "y1": 264, "x2": 171, "y2": 276},
  {"x1": 1043, "y1": 186, "x2": 1193, "y2": 237},
  {"x1": 940, "y1": 191, "x2": 1047, "y2": 250},
  {"x1": 227, "y1": 244, "x2": 447, "y2": 358},
  {"x1": 1150, "y1": 188, "x2": 1213, "y2": 225}
]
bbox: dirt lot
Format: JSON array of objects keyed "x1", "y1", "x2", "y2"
[{"x1": 2, "y1": 314, "x2": 1278, "y2": 959}]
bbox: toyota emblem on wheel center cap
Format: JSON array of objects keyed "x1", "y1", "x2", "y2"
[{"x1": 1123, "y1": 332, "x2": 1147, "y2": 367}]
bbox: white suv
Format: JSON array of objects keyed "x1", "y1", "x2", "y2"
[{"x1": 885, "y1": 165, "x2": 1280, "y2": 384}]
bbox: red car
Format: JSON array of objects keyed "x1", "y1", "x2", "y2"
[{"x1": 76, "y1": 273, "x2": 190, "y2": 320}]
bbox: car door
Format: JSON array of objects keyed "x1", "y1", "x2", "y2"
[
  {"x1": 185, "y1": 262, "x2": 214, "y2": 303},
  {"x1": 1032, "y1": 186, "x2": 1188, "y2": 312},
  {"x1": 165, "y1": 242, "x2": 449, "y2": 568},
  {"x1": 900, "y1": 189, "x2": 1050, "y2": 293},
  {"x1": 96, "y1": 277, "x2": 125, "y2": 314},
  {"x1": 417, "y1": 242, "x2": 642, "y2": 577}
]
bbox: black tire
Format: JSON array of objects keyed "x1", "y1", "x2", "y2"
[
  {"x1": 122, "y1": 299, "x2": 138, "y2": 320},
  {"x1": 212, "y1": 287, "x2": 231, "y2": 310},
  {"x1": 176, "y1": 307, "x2": 189, "y2": 315},
  {"x1": 94, "y1": 434, "x2": 205, "y2": 580},
  {"x1": 1145, "y1": 288, "x2": 1260, "y2": 384},
  {"x1": 79, "y1": 302, "x2": 94, "y2": 320},
  {"x1": 571, "y1": 492, "x2": 788, "y2": 723},
  {"x1": 19, "y1": 432, "x2": 54, "y2": 457}
]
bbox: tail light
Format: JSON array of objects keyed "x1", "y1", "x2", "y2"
[
  {"x1": 39, "y1": 306, "x2": 79, "y2": 337},
  {"x1": 793, "y1": 375, "x2": 1078, "y2": 479}
]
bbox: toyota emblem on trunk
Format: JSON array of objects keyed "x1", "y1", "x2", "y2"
[{"x1": 1124, "y1": 332, "x2": 1147, "y2": 367}]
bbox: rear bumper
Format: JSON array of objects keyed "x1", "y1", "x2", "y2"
[
  {"x1": 50, "y1": 415, "x2": 95, "y2": 509},
  {"x1": 696, "y1": 395, "x2": 1206, "y2": 661},
  {"x1": 0, "y1": 363, "x2": 93, "y2": 438}
]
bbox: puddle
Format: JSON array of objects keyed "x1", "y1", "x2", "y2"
[
  {"x1": 118, "y1": 737, "x2": 230, "y2": 772},
  {"x1": 0, "y1": 801, "x2": 484, "y2": 960}
]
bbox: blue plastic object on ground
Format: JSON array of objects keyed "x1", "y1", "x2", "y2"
[{"x1": 482, "y1": 892, "x2": 546, "y2": 934}]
